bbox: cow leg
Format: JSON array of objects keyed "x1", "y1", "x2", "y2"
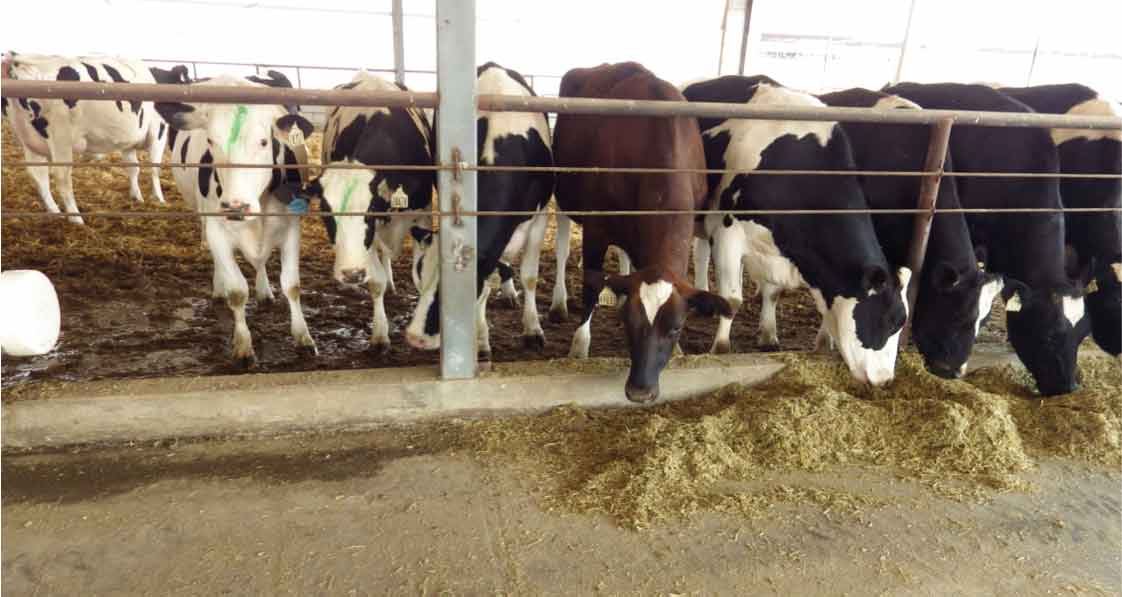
[
  {"x1": 497, "y1": 261, "x2": 519, "y2": 309},
  {"x1": 45, "y1": 131, "x2": 83, "y2": 224},
  {"x1": 477, "y1": 285, "x2": 493, "y2": 365},
  {"x1": 252, "y1": 259, "x2": 275, "y2": 304},
  {"x1": 814, "y1": 319, "x2": 836, "y2": 353},
  {"x1": 709, "y1": 220, "x2": 747, "y2": 353},
  {"x1": 279, "y1": 218, "x2": 316, "y2": 355},
  {"x1": 757, "y1": 282, "x2": 782, "y2": 351},
  {"x1": 569, "y1": 235, "x2": 607, "y2": 359},
  {"x1": 518, "y1": 211, "x2": 549, "y2": 349},
  {"x1": 22, "y1": 147, "x2": 62, "y2": 214},
  {"x1": 123, "y1": 149, "x2": 144, "y2": 203},
  {"x1": 367, "y1": 246, "x2": 391, "y2": 354},
  {"x1": 206, "y1": 221, "x2": 254, "y2": 366},
  {"x1": 549, "y1": 213, "x2": 573, "y2": 322},
  {"x1": 145, "y1": 125, "x2": 167, "y2": 203},
  {"x1": 693, "y1": 236, "x2": 711, "y2": 291}
]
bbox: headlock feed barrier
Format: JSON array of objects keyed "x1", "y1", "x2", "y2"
[{"x1": 3, "y1": 0, "x2": 1121, "y2": 380}]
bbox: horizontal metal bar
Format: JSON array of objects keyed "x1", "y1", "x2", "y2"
[
  {"x1": 1, "y1": 80, "x2": 438, "y2": 109},
  {"x1": 141, "y1": 58, "x2": 560, "y2": 81},
  {"x1": 3, "y1": 207, "x2": 1119, "y2": 220},
  {"x1": 5, "y1": 80, "x2": 1120, "y2": 130},
  {"x1": 477, "y1": 93, "x2": 1122, "y2": 130},
  {"x1": 8, "y1": 161, "x2": 1121, "y2": 180}
]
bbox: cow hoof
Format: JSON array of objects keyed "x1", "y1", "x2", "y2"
[
  {"x1": 233, "y1": 354, "x2": 257, "y2": 370},
  {"x1": 368, "y1": 340, "x2": 390, "y2": 356},
  {"x1": 759, "y1": 343, "x2": 781, "y2": 353},
  {"x1": 522, "y1": 333, "x2": 546, "y2": 350},
  {"x1": 257, "y1": 295, "x2": 276, "y2": 307},
  {"x1": 477, "y1": 358, "x2": 493, "y2": 373},
  {"x1": 294, "y1": 337, "x2": 318, "y2": 357},
  {"x1": 710, "y1": 340, "x2": 732, "y2": 354},
  {"x1": 548, "y1": 305, "x2": 569, "y2": 324}
]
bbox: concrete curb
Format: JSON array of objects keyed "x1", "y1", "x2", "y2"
[{"x1": 2, "y1": 354, "x2": 785, "y2": 449}]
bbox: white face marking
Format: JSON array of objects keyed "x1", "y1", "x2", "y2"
[
  {"x1": 1062, "y1": 295, "x2": 1086, "y2": 328},
  {"x1": 1051, "y1": 98, "x2": 1122, "y2": 146},
  {"x1": 320, "y1": 167, "x2": 376, "y2": 277},
  {"x1": 1004, "y1": 292, "x2": 1023, "y2": 313},
  {"x1": 638, "y1": 280, "x2": 674, "y2": 326},
  {"x1": 706, "y1": 84, "x2": 835, "y2": 202},
  {"x1": 974, "y1": 278, "x2": 1004, "y2": 336},
  {"x1": 824, "y1": 282, "x2": 908, "y2": 387},
  {"x1": 477, "y1": 66, "x2": 550, "y2": 165}
]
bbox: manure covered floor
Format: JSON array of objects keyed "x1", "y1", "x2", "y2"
[{"x1": 3, "y1": 433, "x2": 1119, "y2": 596}]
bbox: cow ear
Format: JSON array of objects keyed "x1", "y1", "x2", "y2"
[
  {"x1": 860, "y1": 266, "x2": 890, "y2": 293},
  {"x1": 274, "y1": 114, "x2": 314, "y2": 146},
  {"x1": 1001, "y1": 279, "x2": 1029, "y2": 313},
  {"x1": 154, "y1": 101, "x2": 206, "y2": 130},
  {"x1": 931, "y1": 261, "x2": 961, "y2": 292}
]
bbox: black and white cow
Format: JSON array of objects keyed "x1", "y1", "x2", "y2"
[
  {"x1": 405, "y1": 62, "x2": 555, "y2": 360},
  {"x1": 156, "y1": 75, "x2": 317, "y2": 366},
  {"x1": 998, "y1": 84, "x2": 1121, "y2": 359},
  {"x1": 682, "y1": 76, "x2": 910, "y2": 386},
  {"x1": 302, "y1": 71, "x2": 436, "y2": 353},
  {"x1": 3, "y1": 52, "x2": 171, "y2": 224},
  {"x1": 885, "y1": 82, "x2": 1092, "y2": 395},
  {"x1": 816, "y1": 88, "x2": 1004, "y2": 378}
]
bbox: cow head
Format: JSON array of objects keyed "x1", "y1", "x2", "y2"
[
  {"x1": 1001, "y1": 278, "x2": 1092, "y2": 396},
  {"x1": 603, "y1": 270, "x2": 732, "y2": 403},
  {"x1": 305, "y1": 165, "x2": 429, "y2": 286},
  {"x1": 1085, "y1": 260, "x2": 1122, "y2": 357},
  {"x1": 155, "y1": 98, "x2": 312, "y2": 218},
  {"x1": 815, "y1": 266, "x2": 910, "y2": 386},
  {"x1": 911, "y1": 261, "x2": 1005, "y2": 378}
]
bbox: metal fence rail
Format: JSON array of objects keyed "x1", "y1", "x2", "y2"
[{"x1": 4, "y1": 79, "x2": 1120, "y2": 130}]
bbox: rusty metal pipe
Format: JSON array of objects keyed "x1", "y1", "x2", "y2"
[{"x1": 899, "y1": 117, "x2": 954, "y2": 349}]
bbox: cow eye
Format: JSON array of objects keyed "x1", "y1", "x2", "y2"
[{"x1": 260, "y1": 139, "x2": 269, "y2": 148}]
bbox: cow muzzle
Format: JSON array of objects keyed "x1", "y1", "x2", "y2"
[
  {"x1": 219, "y1": 201, "x2": 250, "y2": 221},
  {"x1": 624, "y1": 382, "x2": 659, "y2": 404}
]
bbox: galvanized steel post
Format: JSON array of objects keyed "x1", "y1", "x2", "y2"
[
  {"x1": 435, "y1": 0, "x2": 479, "y2": 380},
  {"x1": 899, "y1": 117, "x2": 954, "y2": 349},
  {"x1": 392, "y1": 0, "x2": 406, "y2": 86}
]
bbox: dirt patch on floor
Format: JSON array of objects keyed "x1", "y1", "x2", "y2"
[{"x1": 2, "y1": 127, "x2": 833, "y2": 396}]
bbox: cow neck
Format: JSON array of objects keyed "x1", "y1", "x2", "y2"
[{"x1": 630, "y1": 214, "x2": 691, "y2": 277}]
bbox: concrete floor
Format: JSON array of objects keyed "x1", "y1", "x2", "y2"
[{"x1": 3, "y1": 431, "x2": 1119, "y2": 596}]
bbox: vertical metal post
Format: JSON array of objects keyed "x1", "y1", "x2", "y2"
[
  {"x1": 736, "y1": 0, "x2": 755, "y2": 75},
  {"x1": 295, "y1": 66, "x2": 303, "y2": 89},
  {"x1": 392, "y1": 0, "x2": 406, "y2": 86},
  {"x1": 899, "y1": 117, "x2": 954, "y2": 348},
  {"x1": 894, "y1": 0, "x2": 919, "y2": 84},
  {"x1": 435, "y1": 0, "x2": 478, "y2": 380},
  {"x1": 1026, "y1": 33, "x2": 1042, "y2": 85}
]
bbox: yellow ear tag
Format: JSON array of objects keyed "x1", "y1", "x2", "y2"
[
  {"x1": 598, "y1": 287, "x2": 618, "y2": 307},
  {"x1": 390, "y1": 186, "x2": 409, "y2": 209},
  {"x1": 288, "y1": 126, "x2": 305, "y2": 148},
  {"x1": 977, "y1": 261, "x2": 986, "y2": 271},
  {"x1": 1085, "y1": 278, "x2": 1099, "y2": 294}
]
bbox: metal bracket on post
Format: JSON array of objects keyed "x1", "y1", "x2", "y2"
[
  {"x1": 435, "y1": 0, "x2": 478, "y2": 380},
  {"x1": 899, "y1": 117, "x2": 954, "y2": 349}
]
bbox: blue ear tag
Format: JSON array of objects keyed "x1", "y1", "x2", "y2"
[{"x1": 287, "y1": 194, "x2": 309, "y2": 214}]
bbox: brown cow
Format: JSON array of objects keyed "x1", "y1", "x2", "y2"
[{"x1": 554, "y1": 62, "x2": 732, "y2": 403}]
